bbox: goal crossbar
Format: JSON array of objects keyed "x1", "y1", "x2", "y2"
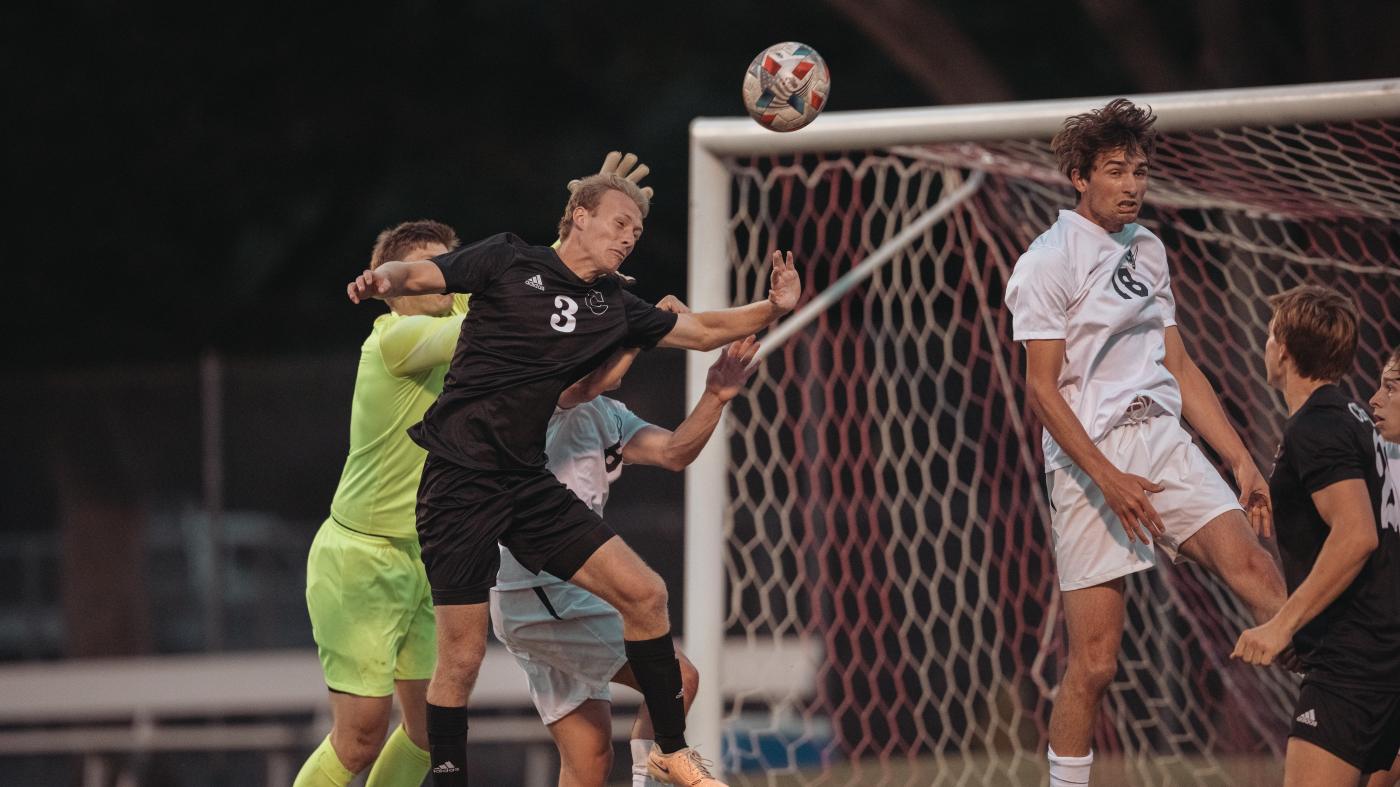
[{"x1": 691, "y1": 78, "x2": 1400, "y2": 155}]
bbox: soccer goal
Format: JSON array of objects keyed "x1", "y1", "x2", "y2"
[{"x1": 684, "y1": 79, "x2": 1400, "y2": 785}]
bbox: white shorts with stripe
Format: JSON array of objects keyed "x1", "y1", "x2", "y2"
[
  {"x1": 489, "y1": 582, "x2": 627, "y2": 725},
  {"x1": 1047, "y1": 409, "x2": 1243, "y2": 591}
]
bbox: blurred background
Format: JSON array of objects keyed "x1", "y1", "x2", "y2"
[{"x1": 4, "y1": 1, "x2": 1399, "y2": 784}]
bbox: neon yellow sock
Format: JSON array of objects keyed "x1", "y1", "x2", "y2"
[
  {"x1": 293, "y1": 734, "x2": 355, "y2": 787},
  {"x1": 366, "y1": 724, "x2": 431, "y2": 787}
]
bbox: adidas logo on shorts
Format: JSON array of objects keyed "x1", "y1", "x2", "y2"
[
  {"x1": 432, "y1": 760, "x2": 461, "y2": 774},
  {"x1": 1296, "y1": 708, "x2": 1317, "y2": 727},
  {"x1": 524, "y1": 274, "x2": 545, "y2": 291}
]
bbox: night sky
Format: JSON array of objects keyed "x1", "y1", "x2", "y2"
[{"x1": 13, "y1": 0, "x2": 1397, "y2": 369}]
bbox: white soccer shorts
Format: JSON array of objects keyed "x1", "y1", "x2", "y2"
[
  {"x1": 1046, "y1": 410, "x2": 1243, "y2": 591},
  {"x1": 489, "y1": 582, "x2": 628, "y2": 725}
]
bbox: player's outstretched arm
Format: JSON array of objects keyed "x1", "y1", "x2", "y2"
[
  {"x1": 1163, "y1": 326, "x2": 1272, "y2": 535},
  {"x1": 346, "y1": 260, "x2": 447, "y2": 304},
  {"x1": 622, "y1": 336, "x2": 759, "y2": 471},
  {"x1": 1024, "y1": 338, "x2": 1166, "y2": 544},
  {"x1": 1232, "y1": 478, "x2": 1378, "y2": 666},
  {"x1": 658, "y1": 250, "x2": 799, "y2": 351}
]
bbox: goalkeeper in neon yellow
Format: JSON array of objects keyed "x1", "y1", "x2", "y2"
[{"x1": 296, "y1": 219, "x2": 467, "y2": 787}]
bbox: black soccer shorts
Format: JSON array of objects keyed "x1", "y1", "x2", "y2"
[
  {"x1": 1289, "y1": 679, "x2": 1400, "y2": 774},
  {"x1": 415, "y1": 454, "x2": 616, "y2": 605}
]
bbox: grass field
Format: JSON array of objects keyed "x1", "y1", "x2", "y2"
[{"x1": 609, "y1": 752, "x2": 1283, "y2": 786}]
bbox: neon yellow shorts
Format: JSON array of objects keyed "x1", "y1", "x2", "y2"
[{"x1": 305, "y1": 517, "x2": 436, "y2": 696}]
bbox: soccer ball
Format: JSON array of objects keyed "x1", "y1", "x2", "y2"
[{"x1": 742, "y1": 42, "x2": 830, "y2": 132}]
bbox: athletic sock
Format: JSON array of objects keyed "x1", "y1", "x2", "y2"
[
  {"x1": 366, "y1": 724, "x2": 431, "y2": 787},
  {"x1": 631, "y1": 738, "x2": 658, "y2": 786},
  {"x1": 426, "y1": 703, "x2": 469, "y2": 786},
  {"x1": 292, "y1": 734, "x2": 355, "y2": 787},
  {"x1": 624, "y1": 635, "x2": 688, "y2": 753},
  {"x1": 1048, "y1": 745, "x2": 1092, "y2": 787}
]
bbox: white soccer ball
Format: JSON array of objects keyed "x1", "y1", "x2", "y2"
[{"x1": 742, "y1": 42, "x2": 831, "y2": 133}]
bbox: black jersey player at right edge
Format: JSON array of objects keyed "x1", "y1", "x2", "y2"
[
  {"x1": 1233, "y1": 285, "x2": 1400, "y2": 786},
  {"x1": 347, "y1": 174, "x2": 799, "y2": 787}
]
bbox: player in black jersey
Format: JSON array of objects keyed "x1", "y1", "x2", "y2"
[
  {"x1": 347, "y1": 173, "x2": 799, "y2": 787},
  {"x1": 1366, "y1": 345, "x2": 1400, "y2": 787},
  {"x1": 1232, "y1": 285, "x2": 1400, "y2": 785}
]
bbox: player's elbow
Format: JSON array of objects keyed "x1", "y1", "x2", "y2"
[
  {"x1": 1332, "y1": 520, "x2": 1380, "y2": 565},
  {"x1": 701, "y1": 330, "x2": 729, "y2": 352},
  {"x1": 1350, "y1": 523, "x2": 1380, "y2": 556},
  {"x1": 684, "y1": 318, "x2": 727, "y2": 351},
  {"x1": 682, "y1": 327, "x2": 725, "y2": 352},
  {"x1": 658, "y1": 452, "x2": 691, "y2": 473}
]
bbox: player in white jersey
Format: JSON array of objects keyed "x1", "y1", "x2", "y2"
[
  {"x1": 1003, "y1": 98, "x2": 1288, "y2": 787},
  {"x1": 1367, "y1": 345, "x2": 1400, "y2": 787},
  {"x1": 492, "y1": 327, "x2": 757, "y2": 787}
]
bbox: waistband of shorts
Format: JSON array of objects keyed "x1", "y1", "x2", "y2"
[
  {"x1": 1111, "y1": 395, "x2": 1168, "y2": 428},
  {"x1": 326, "y1": 514, "x2": 419, "y2": 547}
]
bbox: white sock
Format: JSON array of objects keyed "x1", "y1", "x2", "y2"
[
  {"x1": 631, "y1": 738, "x2": 657, "y2": 787},
  {"x1": 1048, "y1": 745, "x2": 1092, "y2": 787}
]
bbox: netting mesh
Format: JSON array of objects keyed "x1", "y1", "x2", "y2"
[{"x1": 709, "y1": 118, "x2": 1400, "y2": 785}]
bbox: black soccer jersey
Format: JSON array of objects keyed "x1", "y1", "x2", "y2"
[
  {"x1": 408, "y1": 233, "x2": 678, "y2": 471},
  {"x1": 1270, "y1": 384, "x2": 1400, "y2": 689}
]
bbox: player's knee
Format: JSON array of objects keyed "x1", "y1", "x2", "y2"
[
  {"x1": 436, "y1": 641, "x2": 486, "y2": 685},
  {"x1": 617, "y1": 570, "x2": 669, "y2": 625},
  {"x1": 334, "y1": 722, "x2": 388, "y2": 773},
  {"x1": 561, "y1": 742, "x2": 614, "y2": 784},
  {"x1": 1245, "y1": 547, "x2": 1284, "y2": 588},
  {"x1": 1070, "y1": 654, "x2": 1118, "y2": 694},
  {"x1": 1087, "y1": 661, "x2": 1117, "y2": 693}
]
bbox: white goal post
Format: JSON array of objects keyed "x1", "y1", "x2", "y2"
[{"x1": 685, "y1": 78, "x2": 1400, "y2": 780}]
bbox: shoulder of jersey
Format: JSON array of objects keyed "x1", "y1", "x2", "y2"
[
  {"x1": 1296, "y1": 395, "x2": 1369, "y2": 432},
  {"x1": 1131, "y1": 223, "x2": 1165, "y2": 247}
]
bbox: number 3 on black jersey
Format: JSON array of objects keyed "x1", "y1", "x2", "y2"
[{"x1": 551, "y1": 296, "x2": 578, "y2": 333}]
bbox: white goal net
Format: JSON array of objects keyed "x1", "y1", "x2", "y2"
[{"x1": 683, "y1": 79, "x2": 1400, "y2": 785}]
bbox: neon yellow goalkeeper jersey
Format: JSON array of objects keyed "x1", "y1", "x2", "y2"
[{"x1": 329, "y1": 295, "x2": 468, "y2": 539}]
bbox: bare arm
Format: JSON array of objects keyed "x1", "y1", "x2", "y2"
[
  {"x1": 622, "y1": 337, "x2": 758, "y2": 471},
  {"x1": 558, "y1": 347, "x2": 642, "y2": 409},
  {"x1": 1025, "y1": 339, "x2": 1165, "y2": 543},
  {"x1": 346, "y1": 260, "x2": 447, "y2": 303},
  {"x1": 1163, "y1": 326, "x2": 1272, "y2": 534},
  {"x1": 1232, "y1": 478, "x2": 1379, "y2": 666},
  {"x1": 658, "y1": 251, "x2": 800, "y2": 350}
]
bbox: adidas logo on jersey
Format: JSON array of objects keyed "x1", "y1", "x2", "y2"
[
  {"x1": 1296, "y1": 709, "x2": 1317, "y2": 727},
  {"x1": 524, "y1": 274, "x2": 545, "y2": 291},
  {"x1": 432, "y1": 760, "x2": 461, "y2": 774}
]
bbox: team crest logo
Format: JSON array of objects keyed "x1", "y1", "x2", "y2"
[
  {"x1": 1111, "y1": 249, "x2": 1150, "y2": 300},
  {"x1": 586, "y1": 289, "x2": 608, "y2": 315},
  {"x1": 604, "y1": 441, "x2": 623, "y2": 472}
]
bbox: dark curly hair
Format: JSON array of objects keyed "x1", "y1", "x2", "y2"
[{"x1": 1051, "y1": 98, "x2": 1158, "y2": 183}]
